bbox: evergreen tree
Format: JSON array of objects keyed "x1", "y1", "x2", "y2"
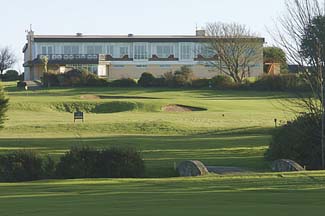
[{"x1": 0, "y1": 83, "x2": 9, "y2": 128}]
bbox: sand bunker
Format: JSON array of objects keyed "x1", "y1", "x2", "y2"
[{"x1": 162, "y1": 104, "x2": 207, "y2": 112}]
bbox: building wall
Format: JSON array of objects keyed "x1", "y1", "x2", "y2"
[
  {"x1": 108, "y1": 63, "x2": 263, "y2": 80},
  {"x1": 23, "y1": 33, "x2": 264, "y2": 81},
  {"x1": 29, "y1": 62, "x2": 263, "y2": 81}
]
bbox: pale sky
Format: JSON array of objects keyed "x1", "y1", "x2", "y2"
[{"x1": 0, "y1": 0, "x2": 291, "y2": 71}]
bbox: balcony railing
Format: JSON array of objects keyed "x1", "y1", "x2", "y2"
[
  {"x1": 149, "y1": 54, "x2": 179, "y2": 61},
  {"x1": 100, "y1": 54, "x2": 133, "y2": 61},
  {"x1": 38, "y1": 54, "x2": 99, "y2": 61}
]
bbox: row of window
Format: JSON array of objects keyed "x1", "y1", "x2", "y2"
[
  {"x1": 66, "y1": 64, "x2": 98, "y2": 74},
  {"x1": 39, "y1": 43, "x2": 214, "y2": 60}
]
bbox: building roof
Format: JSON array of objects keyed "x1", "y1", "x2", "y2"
[{"x1": 33, "y1": 34, "x2": 265, "y2": 43}]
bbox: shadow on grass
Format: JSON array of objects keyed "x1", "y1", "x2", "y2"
[
  {"x1": 0, "y1": 127, "x2": 273, "y2": 177},
  {"x1": 194, "y1": 126, "x2": 274, "y2": 136},
  {"x1": 5, "y1": 85, "x2": 302, "y2": 101}
]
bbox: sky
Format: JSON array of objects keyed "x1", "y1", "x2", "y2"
[{"x1": 0, "y1": 0, "x2": 290, "y2": 71}]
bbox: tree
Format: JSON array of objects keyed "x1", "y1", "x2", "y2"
[
  {"x1": 263, "y1": 47, "x2": 288, "y2": 73},
  {"x1": 0, "y1": 47, "x2": 16, "y2": 78},
  {"x1": 138, "y1": 72, "x2": 155, "y2": 87},
  {"x1": 301, "y1": 14, "x2": 325, "y2": 168},
  {"x1": 0, "y1": 83, "x2": 9, "y2": 129},
  {"x1": 270, "y1": 0, "x2": 325, "y2": 169},
  {"x1": 300, "y1": 15, "x2": 325, "y2": 78},
  {"x1": 205, "y1": 22, "x2": 262, "y2": 83},
  {"x1": 272, "y1": 0, "x2": 324, "y2": 109},
  {"x1": 2, "y1": 70, "x2": 20, "y2": 81}
]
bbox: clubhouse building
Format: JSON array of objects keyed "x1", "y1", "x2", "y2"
[{"x1": 23, "y1": 30, "x2": 264, "y2": 81}]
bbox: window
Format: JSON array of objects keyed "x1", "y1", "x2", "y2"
[
  {"x1": 48, "y1": 47, "x2": 53, "y2": 54},
  {"x1": 95, "y1": 46, "x2": 103, "y2": 54},
  {"x1": 156, "y1": 45, "x2": 173, "y2": 58},
  {"x1": 86, "y1": 45, "x2": 103, "y2": 54},
  {"x1": 113, "y1": 65, "x2": 124, "y2": 68},
  {"x1": 41, "y1": 46, "x2": 53, "y2": 55},
  {"x1": 64, "y1": 45, "x2": 79, "y2": 54},
  {"x1": 72, "y1": 46, "x2": 79, "y2": 54},
  {"x1": 180, "y1": 43, "x2": 192, "y2": 60},
  {"x1": 120, "y1": 47, "x2": 128, "y2": 57},
  {"x1": 134, "y1": 44, "x2": 147, "y2": 60},
  {"x1": 41, "y1": 46, "x2": 47, "y2": 54},
  {"x1": 66, "y1": 64, "x2": 98, "y2": 74},
  {"x1": 197, "y1": 44, "x2": 214, "y2": 58},
  {"x1": 160, "y1": 65, "x2": 171, "y2": 68},
  {"x1": 136, "y1": 65, "x2": 147, "y2": 68},
  {"x1": 107, "y1": 45, "x2": 114, "y2": 56}
]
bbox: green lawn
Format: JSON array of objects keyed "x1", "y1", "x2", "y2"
[
  {"x1": 0, "y1": 172, "x2": 325, "y2": 216},
  {"x1": 0, "y1": 83, "x2": 296, "y2": 176},
  {"x1": 0, "y1": 82, "x2": 322, "y2": 215}
]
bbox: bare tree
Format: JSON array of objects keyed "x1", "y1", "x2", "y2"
[
  {"x1": 271, "y1": 0, "x2": 325, "y2": 168},
  {"x1": 0, "y1": 47, "x2": 16, "y2": 78},
  {"x1": 204, "y1": 22, "x2": 262, "y2": 83},
  {"x1": 272, "y1": 0, "x2": 324, "y2": 106}
]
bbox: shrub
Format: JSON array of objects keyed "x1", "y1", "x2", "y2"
[
  {"x1": 191, "y1": 78, "x2": 211, "y2": 88},
  {"x1": 211, "y1": 75, "x2": 235, "y2": 89},
  {"x1": 55, "y1": 146, "x2": 100, "y2": 179},
  {"x1": 63, "y1": 69, "x2": 84, "y2": 86},
  {"x1": 19, "y1": 72, "x2": 24, "y2": 81},
  {"x1": 0, "y1": 150, "x2": 47, "y2": 182},
  {"x1": 162, "y1": 66, "x2": 194, "y2": 88},
  {"x1": 42, "y1": 72, "x2": 60, "y2": 87},
  {"x1": 173, "y1": 66, "x2": 194, "y2": 87},
  {"x1": 42, "y1": 156, "x2": 56, "y2": 179},
  {"x1": 56, "y1": 146, "x2": 145, "y2": 179},
  {"x1": 152, "y1": 77, "x2": 166, "y2": 87},
  {"x1": 43, "y1": 69, "x2": 108, "y2": 87},
  {"x1": 265, "y1": 113, "x2": 322, "y2": 170},
  {"x1": 251, "y1": 74, "x2": 307, "y2": 91},
  {"x1": 2, "y1": 70, "x2": 20, "y2": 81},
  {"x1": 17, "y1": 81, "x2": 27, "y2": 88},
  {"x1": 97, "y1": 147, "x2": 145, "y2": 178},
  {"x1": 138, "y1": 72, "x2": 156, "y2": 87},
  {"x1": 110, "y1": 78, "x2": 137, "y2": 87},
  {"x1": 163, "y1": 71, "x2": 175, "y2": 87}
]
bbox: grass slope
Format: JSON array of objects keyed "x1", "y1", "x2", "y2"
[
  {"x1": 0, "y1": 83, "x2": 296, "y2": 176},
  {"x1": 0, "y1": 82, "x2": 320, "y2": 215}
]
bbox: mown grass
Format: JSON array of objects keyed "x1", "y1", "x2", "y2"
[
  {"x1": 0, "y1": 82, "x2": 321, "y2": 215},
  {"x1": 0, "y1": 171, "x2": 325, "y2": 215},
  {"x1": 0, "y1": 82, "x2": 295, "y2": 176}
]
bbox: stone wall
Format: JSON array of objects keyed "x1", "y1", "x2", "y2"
[{"x1": 177, "y1": 160, "x2": 209, "y2": 177}]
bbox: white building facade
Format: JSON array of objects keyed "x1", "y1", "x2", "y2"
[{"x1": 23, "y1": 31, "x2": 264, "y2": 81}]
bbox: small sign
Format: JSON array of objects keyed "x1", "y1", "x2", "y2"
[{"x1": 74, "y1": 111, "x2": 84, "y2": 122}]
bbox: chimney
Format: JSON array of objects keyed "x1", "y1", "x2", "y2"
[
  {"x1": 76, "y1": 33, "x2": 83, "y2": 37},
  {"x1": 196, "y1": 30, "x2": 206, "y2": 37}
]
